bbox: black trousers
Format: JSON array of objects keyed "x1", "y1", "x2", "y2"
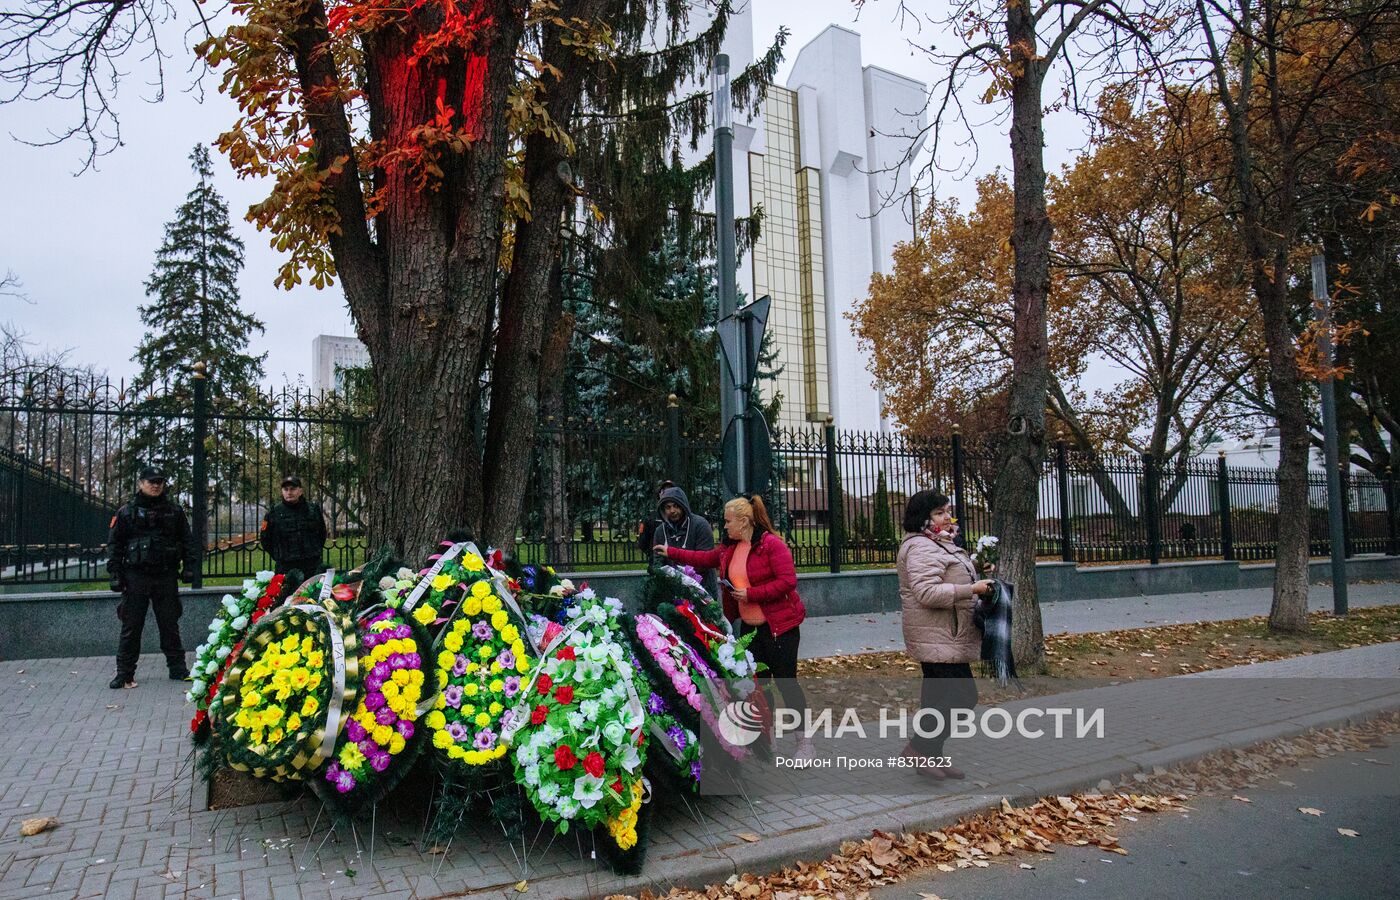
[
  {"x1": 912, "y1": 662, "x2": 979, "y2": 756},
  {"x1": 275, "y1": 557, "x2": 323, "y2": 580},
  {"x1": 740, "y1": 622, "x2": 807, "y2": 716},
  {"x1": 115, "y1": 572, "x2": 184, "y2": 677}
]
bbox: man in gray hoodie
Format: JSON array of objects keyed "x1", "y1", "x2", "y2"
[
  {"x1": 638, "y1": 483, "x2": 718, "y2": 596},
  {"x1": 638, "y1": 483, "x2": 715, "y2": 554}
]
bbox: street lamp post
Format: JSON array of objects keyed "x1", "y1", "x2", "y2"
[
  {"x1": 1312, "y1": 254, "x2": 1348, "y2": 616},
  {"x1": 713, "y1": 53, "x2": 747, "y2": 494}
]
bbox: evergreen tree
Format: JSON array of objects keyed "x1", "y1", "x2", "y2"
[
  {"x1": 128, "y1": 144, "x2": 265, "y2": 494},
  {"x1": 852, "y1": 508, "x2": 872, "y2": 544},
  {"x1": 558, "y1": 220, "x2": 786, "y2": 536},
  {"x1": 873, "y1": 469, "x2": 894, "y2": 546}
]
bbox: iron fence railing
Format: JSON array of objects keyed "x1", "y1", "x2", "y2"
[{"x1": 3, "y1": 370, "x2": 1396, "y2": 584}]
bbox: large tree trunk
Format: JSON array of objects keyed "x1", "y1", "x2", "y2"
[
  {"x1": 1201, "y1": 0, "x2": 1310, "y2": 632},
  {"x1": 1258, "y1": 252, "x2": 1312, "y2": 631},
  {"x1": 366, "y1": 342, "x2": 485, "y2": 561},
  {"x1": 289, "y1": 0, "x2": 524, "y2": 561},
  {"x1": 994, "y1": 6, "x2": 1050, "y2": 671}
]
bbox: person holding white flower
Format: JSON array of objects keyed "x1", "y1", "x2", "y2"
[{"x1": 896, "y1": 490, "x2": 992, "y2": 779}]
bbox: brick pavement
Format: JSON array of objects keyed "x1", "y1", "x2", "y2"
[{"x1": 1, "y1": 638, "x2": 1397, "y2": 899}]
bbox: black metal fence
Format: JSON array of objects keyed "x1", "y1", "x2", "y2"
[
  {"x1": 3, "y1": 371, "x2": 1397, "y2": 585},
  {"x1": 1, "y1": 372, "x2": 369, "y2": 586}
]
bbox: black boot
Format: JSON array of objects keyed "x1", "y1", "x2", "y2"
[{"x1": 109, "y1": 675, "x2": 137, "y2": 689}]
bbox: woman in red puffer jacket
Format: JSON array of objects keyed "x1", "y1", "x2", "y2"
[{"x1": 657, "y1": 495, "x2": 808, "y2": 734}]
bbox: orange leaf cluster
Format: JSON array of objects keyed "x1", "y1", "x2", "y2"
[
  {"x1": 852, "y1": 96, "x2": 1260, "y2": 455},
  {"x1": 197, "y1": 0, "x2": 601, "y2": 290}
]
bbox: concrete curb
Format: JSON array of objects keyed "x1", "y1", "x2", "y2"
[{"x1": 457, "y1": 692, "x2": 1400, "y2": 899}]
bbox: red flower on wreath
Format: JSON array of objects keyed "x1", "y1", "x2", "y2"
[
  {"x1": 531, "y1": 704, "x2": 549, "y2": 725},
  {"x1": 554, "y1": 745, "x2": 578, "y2": 770},
  {"x1": 554, "y1": 685, "x2": 574, "y2": 706},
  {"x1": 555, "y1": 646, "x2": 575, "y2": 662},
  {"x1": 536, "y1": 673, "x2": 553, "y2": 695},
  {"x1": 582, "y1": 751, "x2": 605, "y2": 778}
]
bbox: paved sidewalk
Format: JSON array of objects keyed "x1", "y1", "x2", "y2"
[
  {"x1": 1, "y1": 640, "x2": 1397, "y2": 900},
  {"x1": 801, "y1": 582, "x2": 1400, "y2": 659}
]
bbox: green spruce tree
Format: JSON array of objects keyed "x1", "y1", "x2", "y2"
[
  {"x1": 873, "y1": 469, "x2": 895, "y2": 547},
  {"x1": 129, "y1": 144, "x2": 266, "y2": 493}
]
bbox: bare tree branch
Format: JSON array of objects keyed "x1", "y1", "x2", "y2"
[{"x1": 1, "y1": 0, "x2": 179, "y2": 170}]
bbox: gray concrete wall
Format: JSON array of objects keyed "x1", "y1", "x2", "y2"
[{"x1": 3, "y1": 555, "x2": 1397, "y2": 660}]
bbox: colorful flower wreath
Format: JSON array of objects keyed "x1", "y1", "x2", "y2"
[
  {"x1": 212, "y1": 602, "x2": 360, "y2": 782},
  {"x1": 505, "y1": 592, "x2": 648, "y2": 847},
  {"x1": 423, "y1": 578, "x2": 534, "y2": 770},
  {"x1": 646, "y1": 565, "x2": 759, "y2": 685},
  {"x1": 633, "y1": 612, "x2": 749, "y2": 760},
  {"x1": 381, "y1": 543, "x2": 496, "y2": 630},
  {"x1": 319, "y1": 607, "x2": 436, "y2": 805},
  {"x1": 188, "y1": 572, "x2": 286, "y2": 737},
  {"x1": 643, "y1": 691, "x2": 702, "y2": 791},
  {"x1": 295, "y1": 568, "x2": 361, "y2": 607}
]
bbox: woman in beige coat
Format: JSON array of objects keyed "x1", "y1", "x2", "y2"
[{"x1": 897, "y1": 489, "x2": 993, "y2": 779}]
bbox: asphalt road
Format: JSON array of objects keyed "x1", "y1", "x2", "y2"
[{"x1": 874, "y1": 732, "x2": 1400, "y2": 900}]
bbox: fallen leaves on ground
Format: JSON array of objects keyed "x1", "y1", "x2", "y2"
[
  {"x1": 1298, "y1": 807, "x2": 1325, "y2": 816},
  {"x1": 602, "y1": 713, "x2": 1400, "y2": 900},
  {"x1": 800, "y1": 605, "x2": 1400, "y2": 690},
  {"x1": 605, "y1": 792, "x2": 1181, "y2": 900},
  {"x1": 1137, "y1": 713, "x2": 1399, "y2": 797},
  {"x1": 19, "y1": 817, "x2": 58, "y2": 837}
]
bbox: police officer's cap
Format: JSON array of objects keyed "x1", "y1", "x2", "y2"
[
  {"x1": 138, "y1": 465, "x2": 167, "y2": 482},
  {"x1": 281, "y1": 475, "x2": 303, "y2": 488}
]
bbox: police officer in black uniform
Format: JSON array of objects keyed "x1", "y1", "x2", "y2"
[
  {"x1": 107, "y1": 466, "x2": 199, "y2": 689},
  {"x1": 261, "y1": 475, "x2": 328, "y2": 580}
]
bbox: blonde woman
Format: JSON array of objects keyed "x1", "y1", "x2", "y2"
[{"x1": 657, "y1": 495, "x2": 809, "y2": 747}]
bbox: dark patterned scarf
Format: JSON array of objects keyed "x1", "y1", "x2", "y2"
[{"x1": 973, "y1": 580, "x2": 1019, "y2": 687}]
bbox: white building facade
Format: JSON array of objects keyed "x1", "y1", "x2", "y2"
[
  {"x1": 693, "y1": 17, "x2": 927, "y2": 433},
  {"x1": 311, "y1": 334, "x2": 370, "y2": 394}
]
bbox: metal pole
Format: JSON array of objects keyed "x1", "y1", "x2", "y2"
[
  {"x1": 1056, "y1": 441, "x2": 1073, "y2": 562},
  {"x1": 191, "y1": 362, "x2": 209, "y2": 590},
  {"x1": 950, "y1": 427, "x2": 968, "y2": 549},
  {"x1": 1312, "y1": 254, "x2": 1347, "y2": 615},
  {"x1": 1386, "y1": 466, "x2": 1399, "y2": 557},
  {"x1": 714, "y1": 53, "x2": 746, "y2": 494},
  {"x1": 1217, "y1": 451, "x2": 1235, "y2": 562},
  {"x1": 824, "y1": 417, "x2": 842, "y2": 574}
]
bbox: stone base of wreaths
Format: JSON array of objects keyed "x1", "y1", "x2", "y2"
[{"x1": 206, "y1": 767, "x2": 288, "y2": 810}]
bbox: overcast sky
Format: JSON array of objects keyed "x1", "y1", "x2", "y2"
[{"x1": 1, "y1": 0, "x2": 1090, "y2": 389}]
